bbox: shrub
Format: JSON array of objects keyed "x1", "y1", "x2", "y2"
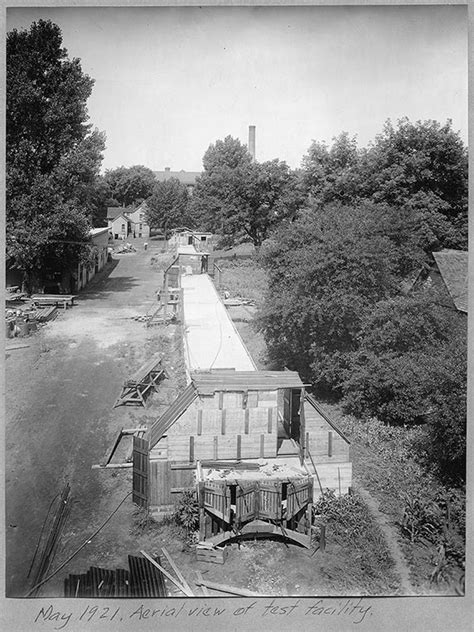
[{"x1": 174, "y1": 491, "x2": 199, "y2": 544}]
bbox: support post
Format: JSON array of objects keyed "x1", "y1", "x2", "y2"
[{"x1": 198, "y1": 482, "x2": 205, "y2": 541}]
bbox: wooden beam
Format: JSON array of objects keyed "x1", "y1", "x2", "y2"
[
  {"x1": 161, "y1": 548, "x2": 194, "y2": 596},
  {"x1": 170, "y1": 487, "x2": 195, "y2": 493},
  {"x1": 139, "y1": 550, "x2": 193, "y2": 597},
  {"x1": 194, "y1": 579, "x2": 262, "y2": 597},
  {"x1": 196, "y1": 572, "x2": 209, "y2": 596},
  {"x1": 101, "y1": 428, "x2": 124, "y2": 466},
  {"x1": 91, "y1": 462, "x2": 133, "y2": 469}
]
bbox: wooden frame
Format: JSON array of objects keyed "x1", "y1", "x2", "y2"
[{"x1": 114, "y1": 355, "x2": 165, "y2": 407}]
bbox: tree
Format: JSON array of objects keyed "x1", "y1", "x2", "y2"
[
  {"x1": 104, "y1": 165, "x2": 156, "y2": 207},
  {"x1": 191, "y1": 136, "x2": 252, "y2": 234},
  {"x1": 360, "y1": 118, "x2": 468, "y2": 249},
  {"x1": 257, "y1": 202, "x2": 401, "y2": 390},
  {"x1": 340, "y1": 291, "x2": 463, "y2": 421},
  {"x1": 191, "y1": 136, "x2": 304, "y2": 247},
  {"x1": 146, "y1": 178, "x2": 190, "y2": 238},
  {"x1": 301, "y1": 132, "x2": 361, "y2": 205},
  {"x1": 7, "y1": 20, "x2": 105, "y2": 292}
]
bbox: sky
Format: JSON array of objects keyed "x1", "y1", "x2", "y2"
[{"x1": 7, "y1": 6, "x2": 468, "y2": 173}]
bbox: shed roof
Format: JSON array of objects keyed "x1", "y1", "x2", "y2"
[
  {"x1": 432, "y1": 249, "x2": 468, "y2": 313},
  {"x1": 149, "y1": 383, "x2": 198, "y2": 448},
  {"x1": 191, "y1": 370, "x2": 304, "y2": 394}
]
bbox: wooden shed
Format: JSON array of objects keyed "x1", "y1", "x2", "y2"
[{"x1": 132, "y1": 369, "x2": 351, "y2": 544}]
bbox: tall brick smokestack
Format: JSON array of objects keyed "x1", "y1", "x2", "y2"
[{"x1": 248, "y1": 125, "x2": 256, "y2": 162}]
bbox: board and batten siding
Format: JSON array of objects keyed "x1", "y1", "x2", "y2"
[{"x1": 165, "y1": 391, "x2": 279, "y2": 461}]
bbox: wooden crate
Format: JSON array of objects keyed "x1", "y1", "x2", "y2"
[{"x1": 196, "y1": 546, "x2": 228, "y2": 565}]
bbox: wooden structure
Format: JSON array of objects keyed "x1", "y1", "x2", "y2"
[
  {"x1": 114, "y1": 355, "x2": 166, "y2": 407},
  {"x1": 30, "y1": 294, "x2": 77, "y2": 310},
  {"x1": 131, "y1": 369, "x2": 351, "y2": 546}
]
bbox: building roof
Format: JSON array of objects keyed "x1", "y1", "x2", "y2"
[
  {"x1": 89, "y1": 227, "x2": 109, "y2": 236},
  {"x1": 191, "y1": 370, "x2": 304, "y2": 394},
  {"x1": 154, "y1": 170, "x2": 201, "y2": 186},
  {"x1": 107, "y1": 206, "x2": 131, "y2": 220},
  {"x1": 149, "y1": 383, "x2": 198, "y2": 448},
  {"x1": 432, "y1": 249, "x2": 468, "y2": 313}
]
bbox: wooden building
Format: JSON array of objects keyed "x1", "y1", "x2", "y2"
[
  {"x1": 168, "y1": 228, "x2": 214, "y2": 253},
  {"x1": 132, "y1": 369, "x2": 351, "y2": 546}
]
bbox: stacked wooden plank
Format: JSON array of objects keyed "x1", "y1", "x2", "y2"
[{"x1": 114, "y1": 354, "x2": 166, "y2": 407}]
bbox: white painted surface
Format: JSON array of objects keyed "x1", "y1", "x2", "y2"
[{"x1": 181, "y1": 274, "x2": 256, "y2": 373}]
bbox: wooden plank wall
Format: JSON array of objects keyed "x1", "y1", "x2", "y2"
[
  {"x1": 303, "y1": 399, "x2": 349, "y2": 463},
  {"x1": 311, "y1": 462, "x2": 352, "y2": 498},
  {"x1": 149, "y1": 460, "x2": 195, "y2": 507}
]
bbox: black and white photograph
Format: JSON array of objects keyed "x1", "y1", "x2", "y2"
[{"x1": 3, "y1": 3, "x2": 470, "y2": 630}]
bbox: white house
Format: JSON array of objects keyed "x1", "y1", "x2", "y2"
[{"x1": 107, "y1": 201, "x2": 151, "y2": 240}]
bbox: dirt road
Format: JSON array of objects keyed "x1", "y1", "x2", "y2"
[{"x1": 5, "y1": 239, "x2": 174, "y2": 597}]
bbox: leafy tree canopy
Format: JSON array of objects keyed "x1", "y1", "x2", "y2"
[
  {"x1": 191, "y1": 136, "x2": 304, "y2": 247},
  {"x1": 7, "y1": 19, "x2": 105, "y2": 292},
  {"x1": 300, "y1": 119, "x2": 468, "y2": 251},
  {"x1": 146, "y1": 177, "x2": 191, "y2": 238},
  {"x1": 104, "y1": 165, "x2": 157, "y2": 208},
  {"x1": 257, "y1": 202, "x2": 401, "y2": 386}
]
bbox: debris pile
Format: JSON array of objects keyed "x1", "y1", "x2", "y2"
[
  {"x1": 5, "y1": 287, "x2": 62, "y2": 338},
  {"x1": 114, "y1": 242, "x2": 137, "y2": 254}
]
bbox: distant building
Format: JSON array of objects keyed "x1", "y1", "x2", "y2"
[
  {"x1": 75, "y1": 227, "x2": 110, "y2": 291},
  {"x1": 153, "y1": 167, "x2": 201, "y2": 195},
  {"x1": 168, "y1": 227, "x2": 214, "y2": 253},
  {"x1": 431, "y1": 249, "x2": 468, "y2": 313},
  {"x1": 107, "y1": 201, "x2": 150, "y2": 240},
  {"x1": 409, "y1": 249, "x2": 468, "y2": 314}
]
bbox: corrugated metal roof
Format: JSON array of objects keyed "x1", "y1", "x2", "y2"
[
  {"x1": 191, "y1": 370, "x2": 304, "y2": 394},
  {"x1": 304, "y1": 394, "x2": 350, "y2": 444},
  {"x1": 149, "y1": 383, "x2": 198, "y2": 448},
  {"x1": 432, "y1": 249, "x2": 468, "y2": 313}
]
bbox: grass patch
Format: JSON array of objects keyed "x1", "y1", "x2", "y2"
[
  {"x1": 313, "y1": 491, "x2": 400, "y2": 595},
  {"x1": 329, "y1": 410, "x2": 465, "y2": 593},
  {"x1": 219, "y1": 259, "x2": 268, "y2": 305}
]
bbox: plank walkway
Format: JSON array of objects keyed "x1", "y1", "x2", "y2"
[{"x1": 181, "y1": 274, "x2": 256, "y2": 373}]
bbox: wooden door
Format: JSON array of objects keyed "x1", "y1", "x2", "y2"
[
  {"x1": 132, "y1": 437, "x2": 149, "y2": 507},
  {"x1": 287, "y1": 478, "x2": 312, "y2": 519}
]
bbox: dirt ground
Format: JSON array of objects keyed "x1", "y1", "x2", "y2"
[{"x1": 5, "y1": 238, "x2": 184, "y2": 597}]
